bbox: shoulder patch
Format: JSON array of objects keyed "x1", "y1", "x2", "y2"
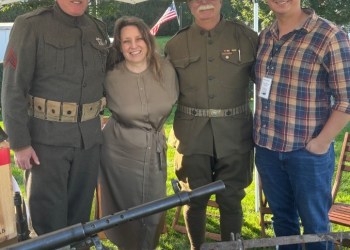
[{"x1": 23, "y1": 6, "x2": 53, "y2": 19}]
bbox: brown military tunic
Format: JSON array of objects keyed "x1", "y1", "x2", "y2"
[
  {"x1": 2, "y1": 4, "x2": 109, "y2": 150},
  {"x1": 165, "y1": 17, "x2": 258, "y2": 247},
  {"x1": 165, "y1": 18, "x2": 258, "y2": 158},
  {"x1": 1, "y1": 3, "x2": 109, "y2": 235}
]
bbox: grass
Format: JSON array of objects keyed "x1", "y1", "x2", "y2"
[{"x1": 156, "y1": 36, "x2": 171, "y2": 56}]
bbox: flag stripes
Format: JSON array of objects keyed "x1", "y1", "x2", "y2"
[{"x1": 150, "y1": 1, "x2": 178, "y2": 36}]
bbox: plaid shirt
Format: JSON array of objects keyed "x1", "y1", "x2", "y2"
[{"x1": 254, "y1": 8, "x2": 350, "y2": 152}]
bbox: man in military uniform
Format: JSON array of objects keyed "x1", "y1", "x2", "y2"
[
  {"x1": 1, "y1": 0, "x2": 109, "y2": 236},
  {"x1": 165, "y1": 0, "x2": 258, "y2": 249}
]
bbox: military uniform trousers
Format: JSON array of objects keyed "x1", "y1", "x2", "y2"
[
  {"x1": 25, "y1": 142, "x2": 100, "y2": 235},
  {"x1": 174, "y1": 150, "x2": 253, "y2": 250}
]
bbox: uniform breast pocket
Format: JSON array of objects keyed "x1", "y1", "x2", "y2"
[
  {"x1": 219, "y1": 48, "x2": 254, "y2": 65},
  {"x1": 172, "y1": 56, "x2": 200, "y2": 69},
  {"x1": 42, "y1": 35, "x2": 76, "y2": 74},
  {"x1": 172, "y1": 56, "x2": 200, "y2": 91},
  {"x1": 90, "y1": 41, "x2": 109, "y2": 73},
  {"x1": 219, "y1": 48, "x2": 255, "y2": 89}
]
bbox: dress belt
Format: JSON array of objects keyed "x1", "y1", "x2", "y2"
[
  {"x1": 177, "y1": 103, "x2": 248, "y2": 117},
  {"x1": 27, "y1": 95, "x2": 106, "y2": 123}
]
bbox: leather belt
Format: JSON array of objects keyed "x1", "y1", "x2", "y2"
[
  {"x1": 28, "y1": 95, "x2": 106, "y2": 122},
  {"x1": 177, "y1": 104, "x2": 248, "y2": 117}
]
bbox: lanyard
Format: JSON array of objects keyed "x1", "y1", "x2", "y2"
[{"x1": 265, "y1": 30, "x2": 300, "y2": 76}]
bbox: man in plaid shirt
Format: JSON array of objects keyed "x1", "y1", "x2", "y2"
[{"x1": 254, "y1": 0, "x2": 350, "y2": 249}]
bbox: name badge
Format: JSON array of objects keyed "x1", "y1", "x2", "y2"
[{"x1": 259, "y1": 76, "x2": 272, "y2": 99}]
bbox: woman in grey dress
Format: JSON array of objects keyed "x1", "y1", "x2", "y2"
[{"x1": 99, "y1": 16, "x2": 178, "y2": 250}]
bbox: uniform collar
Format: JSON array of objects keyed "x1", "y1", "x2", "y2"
[
  {"x1": 270, "y1": 8, "x2": 319, "y2": 39},
  {"x1": 192, "y1": 15, "x2": 226, "y2": 37},
  {"x1": 53, "y1": 3, "x2": 88, "y2": 27}
]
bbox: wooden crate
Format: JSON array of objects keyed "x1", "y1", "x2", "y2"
[{"x1": 0, "y1": 144, "x2": 17, "y2": 244}]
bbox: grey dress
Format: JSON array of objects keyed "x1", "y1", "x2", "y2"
[{"x1": 99, "y1": 58, "x2": 178, "y2": 250}]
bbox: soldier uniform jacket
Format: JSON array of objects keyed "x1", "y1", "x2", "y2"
[
  {"x1": 165, "y1": 18, "x2": 258, "y2": 158},
  {"x1": 2, "y1": 3, "x2": 109, "y2": 150}
]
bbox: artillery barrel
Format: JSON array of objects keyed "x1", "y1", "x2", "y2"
[{"x1": 6, "y1": 180, "x2": 225, "y2": 250}]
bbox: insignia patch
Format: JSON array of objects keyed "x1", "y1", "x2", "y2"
[
  {"x1": 221, "y1": 49, "x2": 241, "y2": 61},
  {"x1": 96, "y1": 37, "x2": 107, "y2": 46},
  {"x1": 4, "y1": 48, "x2": 17, "y2": 69}
]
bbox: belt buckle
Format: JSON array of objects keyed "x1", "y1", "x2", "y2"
[{"x1": 208, "y1": 109, "x2": 223, "y2": 117}]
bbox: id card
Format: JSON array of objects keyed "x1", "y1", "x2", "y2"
[{"x1": 259, "y1": 76, "x2": 272, "y2": 99}]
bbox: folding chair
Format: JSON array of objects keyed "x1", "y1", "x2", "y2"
[
  {"x1": 172, "y1": 199, "x2": 221, "y2": 241},
  {"x1": 328, "y1": 132, "x2": 350, "y2": 246},
  {"x1": 258, "y1": 175, "x2": 273, "y2": 237}
]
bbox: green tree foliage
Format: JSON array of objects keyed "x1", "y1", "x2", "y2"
[
  {"x1": 96, "y1": 0, "x2": 237, "y2": 36},
  {"x1": 231, "y1": 0, "x2": 350, "y2": 31},
  {"x1": 0, "y1": 0, "x2": 246, "y2": 37},
  {"x1": 94, "y1": 0, "x2": 176, "y2": 36},
  {"x1": 231, "y1": 0, "x2": 273, "y2": 30},
  {"x1": 306, "y1": 0, "x2": 350, "y2": 25},
  {"x1": 0, "y1": 0, "x2": 53, "y2": 21}
]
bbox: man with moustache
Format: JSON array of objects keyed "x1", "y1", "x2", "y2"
[
  {"x1": 2, "y1": 0, "x2": 109, "y2": 237},
  {"x1": 254, "y1": 0, "x2": 350, "y2": 249},
  {"x1": 165, "y1": 0, "x2": 258, "y2": 248}
]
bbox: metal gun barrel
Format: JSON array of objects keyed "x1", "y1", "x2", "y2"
[
  {"x1": 14, "y1": 192, "x2": 30, "y2": 242},
  {"x1": 7, "y1": 180, "x2": 225, "y2": 250}
]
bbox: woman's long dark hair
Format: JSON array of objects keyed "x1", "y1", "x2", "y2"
[{"x1": 107, "y1": 16, "x2": 162, "y2": 81}]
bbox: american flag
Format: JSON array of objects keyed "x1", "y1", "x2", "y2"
[{"x1": 150, "y1": 1, "x2": 178, "y2": 36}]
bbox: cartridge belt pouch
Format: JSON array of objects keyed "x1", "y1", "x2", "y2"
[
  {"x1": 28, "y1": 95, "x2": 106, "y2": 123},
  {"x1": 177, "y1": 104, "x2": 248, "y2": 117}
]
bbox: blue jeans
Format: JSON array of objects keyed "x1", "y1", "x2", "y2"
[{"x1": 255, "y1": 144, "x2": 335, "y2": 250}]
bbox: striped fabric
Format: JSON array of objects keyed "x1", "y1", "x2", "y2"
[{"x1": 254, "y1": 8, "x2": 350, "y2": 152}]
